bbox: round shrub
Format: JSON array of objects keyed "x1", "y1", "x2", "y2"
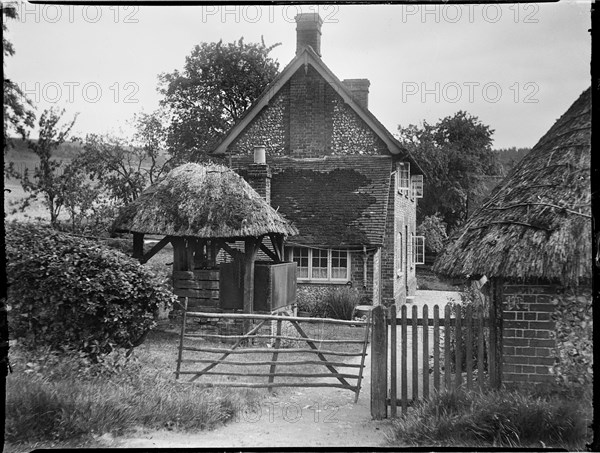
[{"x1": 6, "y1": 221, "x2": 176, "y2": 359}]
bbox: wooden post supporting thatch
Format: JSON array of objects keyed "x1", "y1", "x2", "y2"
[{"x1": 242, "y1": 237, "x2": 260, "y2": 334}]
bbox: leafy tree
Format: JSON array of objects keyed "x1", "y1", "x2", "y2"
[
  {"x1": 398, "y1": 111, "x2": 501, "y2": 232},
  {"x1": 77, "y1": 133, "x2": 149, "y2": 204},
  {"x1": 159, "y1": 37, "x2": 280, "y2": 162},
  {"x1": 3, "y1": 4, "x2": 35, "y2": 151},
  {"x1": 7, "y1": 108, "x2": 78, "y2": 226},
  {"x1": 493, "y1": 146, "x2": 531, "y2": 175},
  {"x1": 416, "y1": 213, "x2": 448, "y2": 254},
  {"x1": 131, "y1": 109, "x2": 173, "y2": 185},
  {"x1": 76, "y1": 115, "x2": 172, "y2": 207}
]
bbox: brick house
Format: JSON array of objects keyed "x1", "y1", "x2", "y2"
[
  {"x1": 434, "y1": 87, "x2": 591, "y2": 388},
  {"x1": 212, "y1": 13, "x2": 424, "y2": 306}
]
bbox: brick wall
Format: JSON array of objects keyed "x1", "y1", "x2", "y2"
[
  {"x1": 228, "y1": 88, "x2": 288, "y2": 156},
  {"x1": 381, "y1": 169, "x2": 418, "y2": 306},
  {"x1": 501, "y1": 283, "x2": 560, "y2": 386},
  {"x1": 381, "y1": 178, "x2": 396, "y2": 305},
  {"x1": 227, "y1": 65, "x2": 388, "y2": 158}
]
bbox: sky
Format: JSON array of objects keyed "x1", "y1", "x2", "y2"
[{"x1": 4, "y1": 1, "x2": 591, "y2": 149}]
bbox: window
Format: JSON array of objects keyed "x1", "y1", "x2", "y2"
[
  {"x1": 331, "y1": 250, "x2": 348, "y2": 279},
  {"x1": 397, "y1": 162, "x2": 410, "y2": 194},
  {"x1": 292, "y1": 247, "x2": 309, "y2": 278},
  {"x1": 289, "y1": 247, "x2": 350, "y2": 282},
  {"x1": 311, "y1": 249, "x2": 328, "y2": 279},
  {"x1": 413, "y1": 235, "x2": 425, "y2": 265},
  {"x1": 397, "y1": 231, "x2": 403, "y2": 277},
  {"x1": 411, "y1": 174, "x2": 424, "y2": 198}
]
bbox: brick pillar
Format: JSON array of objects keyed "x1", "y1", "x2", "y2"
[
  {"x1": 247, "y1": 164, "x2": 271, "y2": 204},
  {"x1": 501, "y1": 283, "x2": 559, "y2": 386}
]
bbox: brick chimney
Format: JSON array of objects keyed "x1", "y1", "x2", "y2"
[
  {"x1": 342, "y1": 79, "x2": 370, "y2": 110},
  {"x1": 247, "y1": 145, "x2": 271, "y2": 204},
  {"x1": 295, "y1": 13, "x2": 323, "y2": 57}
]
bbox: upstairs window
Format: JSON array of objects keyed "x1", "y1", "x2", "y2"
[
  {"x1": 397, "y1": 162, "x2": 410, "y2": 195},
  {"x1": 411, "y1": 174, "x2": 424, "y2": 199},
  {"x1": 289, "y1": 247, "x2": 350, "y2": 282},
  {"x1": 412, "y1": 235, "x2": 426, "y2": 265}
]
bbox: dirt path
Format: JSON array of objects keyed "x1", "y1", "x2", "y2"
[{"x1": 104, "y1": 351, "x2": 394, "y2": 448}]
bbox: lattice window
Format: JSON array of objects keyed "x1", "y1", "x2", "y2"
[
  {"x1": 412, "y1": 174, "x2": 424, "y2": 199},
  {"x1": 413, "y1": 235, "x2": 425, "y2": 265},
  {"x1": 397, "y1": 162, "x2": 410, "y2": 194}
]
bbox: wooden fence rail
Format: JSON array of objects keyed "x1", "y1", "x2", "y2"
[
  {"x1": 176, "y1": 302, "x2": 372, "y2": 402},
  {"x1": 371, "y1": 303, "x2": 495, "y2": 419}
]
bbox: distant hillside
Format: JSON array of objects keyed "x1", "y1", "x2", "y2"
[
  {"x1": 6, "y1": 137, "x2": 84, "y2": 159},
  {"x1": 493, "y1": 147, "x2": 531, "y2": 175}
]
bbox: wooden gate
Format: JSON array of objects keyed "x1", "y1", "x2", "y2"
[
  {"x1": 371, "y1": 303, "x2": 501, "y2": 419},
  {"x1": 176, "y1": 304, "x2": 371, "y2": 403}
]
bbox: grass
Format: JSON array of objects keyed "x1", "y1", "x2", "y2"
[
  {"x1": 5, "y1": 329, "x2": 266, "y2": 451},
  {"x1": 388, "y1": 388, "x2": 592, "y2": 449},
  {"x1": 5, "y1": 320, "x2": 367, "y2": 451}
]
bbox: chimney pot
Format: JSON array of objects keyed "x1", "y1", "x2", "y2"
[{"x1": 295, "y1": 13, "x2": 323, "y2": 57}]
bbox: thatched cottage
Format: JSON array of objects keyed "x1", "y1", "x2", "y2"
[
  {"x1": 434, "y1": 87, "x2": 591, "y2": 388},
  {"x1": 213, "y1": 13, "x2": 425, "y2": 306}
]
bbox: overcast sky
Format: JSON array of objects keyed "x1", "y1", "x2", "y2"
[{"x1": 4, "y1": 2, "x2": 591, "y2": 149}]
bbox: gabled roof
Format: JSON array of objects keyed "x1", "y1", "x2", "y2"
[
  {"x1": 433, "y1": 87, "x2": 591, "y2": 286},
  {"x1": 232, "y1": 155, "x2": 392, "y2": 247},
  {"x1": 213, "y1": 46, "x2": 423, "y2": 174},
  {"x1": 112, "y1": 163, "x2": 298, "y2": 239}
]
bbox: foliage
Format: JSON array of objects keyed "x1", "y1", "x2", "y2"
[
  {"x1": 76, "y1": 133, "x2": 151, "y2": 204},
  {"x1": 3, "y1": 3, "x2": 35, "y2": 151},
  {"x1": 6, "y1": 108, "x2": 78, "y2": 226},
  {"x1": 158, "y1": 37, "x2": 280, "y2": 162},
  {"x1": 416, "y1": 213, "x2": 448, "y2": 254},
  {"x1": 5, "y1": 340, "x2": 254, "y2": 444},
  {"x1": 390, "y1": 389, "x2": 591, "y2": 449},
  {"x1": 6, "y1": 222, "x2": 176, "y2": 360},
  {"x1": 323, "y1": 287, "x2": 361, "y2": 320},
  {"x1": 550, "y1": 288, "x2": 593, "y2": 390},
  {"x1": 297, "y1": 286, "x2": 360, "y2": 320},
  {"x1": 398, "y1": 111, "x2": 502, "y2": 232},
  {"x1": 445, "y1": 282, "x2": 489, "y2": 372},
  {"x1": 493, "y1": 146, "x2": 531, "y2": 175},
  {"x1": 131, "y1": 109, "x2": 174, "y2": 185}
]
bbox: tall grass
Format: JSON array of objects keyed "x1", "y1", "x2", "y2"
[
  {"x1": 389, "y1": 389, "x2": 591, "y2": 449},
  {"x1": 5, "y1": 331, "x2": 263, "y2": 446}
]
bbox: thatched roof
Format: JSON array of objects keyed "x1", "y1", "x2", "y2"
[
  {"x1": 433, "y1": 87, "x2": 591, "y2": 285},
  {"x1": 113, "y1": 163, "x2": 298, "y2": 239}
]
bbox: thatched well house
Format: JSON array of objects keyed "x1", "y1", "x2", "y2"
[
  {"x1": 113, "y1": 163, "x2": 299, "y2": 314},
  {"x1": 212, "y1": 13, "x2": 425, "y2": 307},
  {"x1": 434, "y1": 87, "x2": 592, "y2": 388}
]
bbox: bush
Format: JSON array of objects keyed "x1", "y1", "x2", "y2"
[
  {"x1": 6, "y1": 221, "x2": 177, "y2": 360},
  {"x1": 416, "y1": 213, "x2": 448, "y2": 254},
  {"x1": 390, "y1": 389, "x2": 591, "y2": 449},
  {"x1": 322, "y1": 287, "x2": 361, "y2": 320},
  {"x1": 445, "y1": 284, "x2": 488, "y2": 373}
]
